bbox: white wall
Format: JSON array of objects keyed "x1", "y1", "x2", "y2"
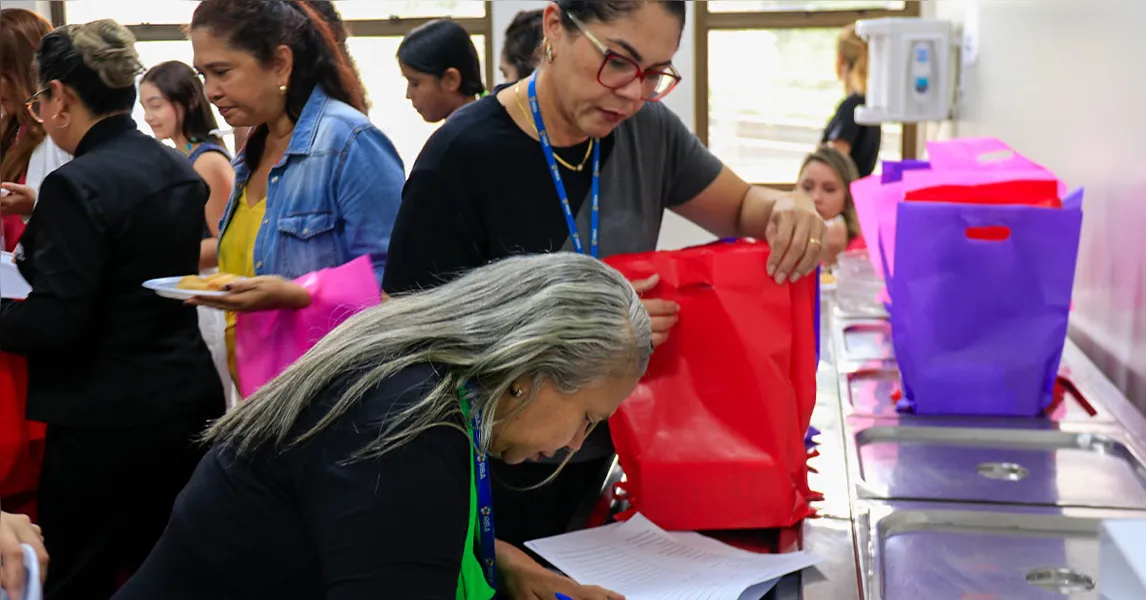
[
  {"x1": 924, "y1": 0, "x2": 1146, "y2": 405},
  {"x1": 490, "y1": 1, "x2": 710, "y2": 250}
]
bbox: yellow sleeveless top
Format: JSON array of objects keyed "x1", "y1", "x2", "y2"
[{"x1": 217, "y1": 190, "x2": 266, "y2": 387}]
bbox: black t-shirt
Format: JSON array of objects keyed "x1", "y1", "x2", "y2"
[
  {"x1": 382, "y1": 91, "x2": 724, "y2": 471},
  {"x1": 382, "y1": 90, "x2": 725, "y2": 295},
  {"x1": 113, "y1": 364, "x2": 473, "y2": 600},
  {"x1": 821, "y1": 93, "x2": 882, "y2": 177}
]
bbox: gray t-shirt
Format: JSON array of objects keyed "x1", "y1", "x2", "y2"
[{"x1": 384, "y1": 92, "x2": 725, "y2": 460}]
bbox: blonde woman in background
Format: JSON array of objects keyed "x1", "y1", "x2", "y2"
[
  {"x1": 795, "y1": 146, "x2": 864, "y2": 266},
  {"x1": 821, "y1": 23, "x2": 881, "y2": 177}
]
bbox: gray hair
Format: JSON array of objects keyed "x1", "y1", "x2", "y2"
[{"x1": 205, "y1": 253, "x2": 653, "y2": 462}]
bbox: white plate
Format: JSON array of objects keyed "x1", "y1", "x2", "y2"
[
  {"x1": 1, "y1": 251, "x2": 31, "y2": 300},
  {"x1": 143, "y1": 276, "x2": 239, "y2": 300}
]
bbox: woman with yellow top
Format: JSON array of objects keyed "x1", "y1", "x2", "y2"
[{"x1": 183, "y1": 0, "x2": 404, "y2": 393}]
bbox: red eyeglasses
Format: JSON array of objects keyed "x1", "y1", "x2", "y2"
[{"x1": 566, "y1": 13, "x2": 682, "y2": 102}]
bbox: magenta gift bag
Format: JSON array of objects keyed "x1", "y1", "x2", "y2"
[
  {"x1": 889, "y1": 189, "x2": 1084, "y2": 416},
  {"x1": 234, "y1": 255, "x2": 382, "y2": 399}
]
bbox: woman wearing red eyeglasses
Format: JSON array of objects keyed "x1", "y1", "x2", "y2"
[{"x1": 384, "y1": 2, "x2": 826, "y2": 599}]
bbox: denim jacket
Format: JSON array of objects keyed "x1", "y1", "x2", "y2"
[{"x1": 219, "y1": 85, "x2": 404, "y2": 285}]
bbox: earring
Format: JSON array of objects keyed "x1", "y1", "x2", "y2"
[
  {"x1": 544, "y1": 40, "x2": 555, "y2": 63},
  {"x1": 510, "y1": 385, "x2": 525, "y2": 398},
  {"x1": 278, "y1": 84, "x2": 288, "y2": 95},
  {"x1": 52, "y1": 113, "x2": 71, "y2": 130}
]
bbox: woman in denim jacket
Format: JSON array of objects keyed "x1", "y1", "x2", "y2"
[{"x1": 185, "y1": 0, "x2": 404, "y2": 386}]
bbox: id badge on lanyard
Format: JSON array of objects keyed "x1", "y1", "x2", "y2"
[
  {"x1": 527, "y1": 73, "x2": 601, "y2": 258},
  {"x1": 460, "y1": 383, "x2": 498, "y2": 590}
]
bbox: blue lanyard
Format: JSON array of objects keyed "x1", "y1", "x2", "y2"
[
  {"x1": 527, "y1": 73, "x2": 600, "y2": 258},
  {"x1": 461, "y1": 383, "x2": 498, "y2": 590}
]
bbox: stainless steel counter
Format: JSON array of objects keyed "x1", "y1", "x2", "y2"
[{"x1": 573, "y1": 285, "x2": 1146, "y2": 599}]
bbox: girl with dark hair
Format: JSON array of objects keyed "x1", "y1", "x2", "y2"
[
  {"x1": 140, "y1": 60, "x2": 234, "y2": 269},
  {"x1": 397, "y1": 18, "x2": 486, "y2": 122},
  {"x1": 500, "y1": 9, "x2": 544, "y2": 82},
  {"x1": 185, "y1": 0, "x2": 404, "y2": 393},
  {"x1": 0, "y1": 18, "x2": 225, "y2": 598},
  {"x1": 140, "y1": 60, "x2": 237, "y2": 409},
  {"x1": 0, "y1": 7, "x2": 70, "y2": 251}
]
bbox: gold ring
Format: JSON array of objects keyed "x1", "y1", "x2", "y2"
[{"x1": 809, "y1": 237, "x2": 822, "y2": 246}]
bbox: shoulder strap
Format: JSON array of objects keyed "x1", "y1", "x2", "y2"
[{"x1": 188, "y1": 142, "x2": 232, "y2": 165}]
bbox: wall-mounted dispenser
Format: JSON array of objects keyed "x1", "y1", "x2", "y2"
[{"x1": 854, "y1": 18, "x2": 960, "y2": 125}]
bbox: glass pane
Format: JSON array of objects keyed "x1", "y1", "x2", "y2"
[
  {"x1": 64, "y1": 1, "x2": 199, "y2": 25},
  {"x1": 348, "y1": 35, "x2": 487, "y2": 174},
  {"x1": 332, "y1": 1, "x2": 485, "y2": 20},
  {"x1": 65, "y1": 1, "x2": 487, "y2": 26},
  {"x1": 706, "y1": 1, "x2": 905, "y2": 12},
  {"x1": 132, "y1": 41, "x2": 235, "y2": 153},
  {"x1": 707, "y1": 29, "x2": 901, "y2": 184}
]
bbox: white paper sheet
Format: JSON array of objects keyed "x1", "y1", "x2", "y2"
[
  {"x1": 1, "y1": 252, "x2": 30, "y2": 300},
  {"x1": 526, "y1": 514, "x2": 823, "y2": 600}
]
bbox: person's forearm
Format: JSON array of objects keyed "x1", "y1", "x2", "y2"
[
  {"x1": 736, "y1": 186, "x2": 785, "y2": 238},
  {"x1": 199, "y1": 238, "x2": 219, "y2": 271}
]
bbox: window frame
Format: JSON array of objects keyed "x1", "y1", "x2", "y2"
[
  {"x1": 694, "y1": 1, "x2": 922, "y2": 188},
  {"x1": 51, "y1": 1, "x2": 496, "y2": 99}
]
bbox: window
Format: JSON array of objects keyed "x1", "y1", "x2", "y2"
[
  {"x1": 697, "y1": 1, "x2": 920, "y2": 186},
  {"x1": 332, "y1": 1, "x2": 485, "y2": 21},
  {"x1": 58, "y1": 1, "x2": 494, "y2": 171},
  {"x1": 706, "y1": 1, "x2": 906, "y2": 12}
]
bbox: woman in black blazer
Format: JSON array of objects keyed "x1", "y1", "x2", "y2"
[{"x1": 0, "y1": 19, "x2": 223, "y2": 599}]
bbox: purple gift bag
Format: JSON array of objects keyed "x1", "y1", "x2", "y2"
[{"x1": 889, "y1": 189, "x2": 1084, "y2": 416}]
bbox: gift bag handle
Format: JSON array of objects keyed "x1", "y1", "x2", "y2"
[{"x1": 1043, "y1": 374, "x2": 1097, "y2": 417}]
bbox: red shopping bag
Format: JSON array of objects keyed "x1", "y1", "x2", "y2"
[{"x1": 604, "y1": 239, "x2": 818, "y2": 531}]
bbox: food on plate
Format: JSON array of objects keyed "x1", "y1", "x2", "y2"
[{"x1": 176, "y1": 272, "x2": 241, "y2": 292}]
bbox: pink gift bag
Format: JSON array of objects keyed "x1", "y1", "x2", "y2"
[
  {"x1": 233, "y1": 255, "x2": 382, "y2": 398},
  {"x1": 925, "y1": 137, "x2": 1067, "y2": 197}
]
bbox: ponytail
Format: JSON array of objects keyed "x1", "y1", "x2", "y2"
[{"x1": 837, "y1": 23, "x2": 869, "y2": 96}]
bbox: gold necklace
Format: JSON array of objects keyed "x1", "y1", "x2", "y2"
[{"x1": 514, "y1": 81, "x2": 594, "y2": 172}]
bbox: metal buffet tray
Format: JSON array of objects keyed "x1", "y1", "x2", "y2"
[
  {"x1": 855, "y1": 501, "x2": 1146, "y2": 599},
  {"x1": 841, "y1": 367, "x2": 1118, "y2": 425},
  {"x1": 844, "y1": 421, "x2": 1146, "y2": 510},
  {"x1": 832, "y1": 318, "x2": 897, "y2": 370}
]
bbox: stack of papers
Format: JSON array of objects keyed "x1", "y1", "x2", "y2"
[{"x1": 526, "y1": 513, "x2": 823, "y2": 600}]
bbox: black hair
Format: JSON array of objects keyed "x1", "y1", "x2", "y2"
[
  {"x1": 141, "y1": 61, "x2": 223, "y2": 147},
  {"x1": 303, "y1": 0, "x2": 370, "y2": 110},
  {"x1": 502, "y1": 10, "x2": 543, "y2": 80},
  {"x1": 397, "y1": 18, "x2": 485, "y2": 97},
  {"x1": 190, "y1": 0, "x2": 366, "y2": 171},
  {"x1": 36, "y1": 21, "x2": 141, "y2": 117},
  {"x1": 556, "y1": 0, "x2": 687, "y2": 30}
]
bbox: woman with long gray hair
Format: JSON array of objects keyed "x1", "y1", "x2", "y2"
[{"x1": 114, "y1": 253, "x2": 649, "y2": 600}]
